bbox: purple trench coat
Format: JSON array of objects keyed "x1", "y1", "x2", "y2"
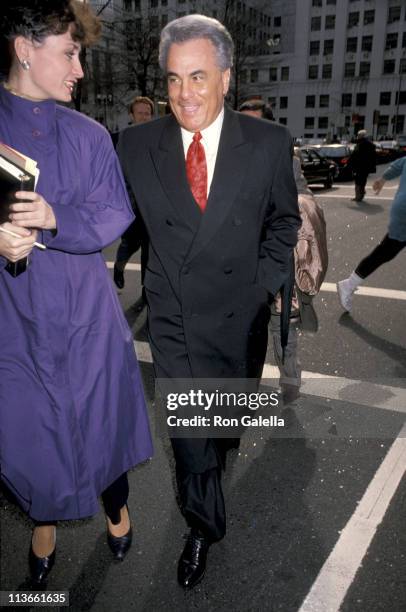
[{"x1": 0, "y1": 86, "x2": 153, "y2": 521}]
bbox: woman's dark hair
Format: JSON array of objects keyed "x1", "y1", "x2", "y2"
[{"x1": 0, "y1": 0, "x2": 101, "y2": 76}]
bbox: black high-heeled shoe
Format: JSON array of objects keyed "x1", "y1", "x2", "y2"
[
  {"x1": 106, "y1": 505, "x2": 132, "y2": 561},
  {"x1": 29, "y1": 545, "x2": 56, "y2": 586}
]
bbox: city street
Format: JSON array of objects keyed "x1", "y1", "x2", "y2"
[{"x1": 1, "y1": 169, "x2": 405, "y2": 612}]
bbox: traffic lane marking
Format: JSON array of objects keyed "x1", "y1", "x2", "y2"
[
  {"x1": 105, "y1": 263, "x2": 406, "y2": 302},
  {"x1": 299, "y1": 423, "x2": 406, "y2": 612},
  {"x1": 135, "y1": 340, "x2": 406, "y2": 414},
  {"x1": 321, "y1": 282, "x2": 406, "y2": 301}
]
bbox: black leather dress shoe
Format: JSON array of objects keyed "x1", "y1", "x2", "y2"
[
  {"x1": 29, "y1": 546, "x2": 56, "y2": 587},
  {"x1": 107, "y1": 526, "x2": 132, "y2": 561},
  {"x1": 177, "y1": 529, "x2": 210, "y2": 589},
  {"x1": 113, "y1": 264, "x2": 125, "y2": 289}
]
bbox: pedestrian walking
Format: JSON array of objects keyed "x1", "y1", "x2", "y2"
[
  {"x1": 346, "y1": 129, "x2": 376, "y2": 202},
  {"x1": 118, "y1": 14, "x2": 300, "y2": 589},
  {"x1": 337, "y1": 156, "x2": 406, "y2": 311},
  {"x1": 113, "y1": 96, "x2": 154, "y2": 290},
  {"x1": 0, "y1": 0, "x2": 152, "y2": 587}
]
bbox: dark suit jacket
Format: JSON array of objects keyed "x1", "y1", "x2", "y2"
[{"x1": 118, "y1": 107, "x2": 300, "y2": 381}]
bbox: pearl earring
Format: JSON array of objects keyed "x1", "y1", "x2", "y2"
[{"x1": 21, "y1": 59, "x2": 31, "y2": 70}]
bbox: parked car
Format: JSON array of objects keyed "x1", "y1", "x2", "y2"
[
  {"x1": 307, "y1": 144, "x2": 353, "y2": 180},
  {"x1": 374, "y1": 142, "x2": 393, "y2": 164},
  {"x1": 395, "y1": 136, "x2": 406, "y2": 157},
  {"x1": 377, "y1": 140, "x2": 401, "y2": 161},
  {"x1": 296, "y1": 146, "x2": 337, "y2": 188}
]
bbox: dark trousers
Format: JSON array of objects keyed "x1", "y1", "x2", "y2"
[
  {"x1": 354, "y1": 172, "x2": 369, "y2": 201},
  {"x1": 115, "y1": 219, "x2": 148, "y2": 284},
  {"x1": 356, "y1": 234, "x2": 406, "y2": 279},
  {"x1": 34, "y1": 472, "x2": 129, "y2": 527}
]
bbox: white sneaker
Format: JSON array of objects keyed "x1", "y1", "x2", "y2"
[{"x1": 337, "y1": 279, "x2": 355, "y2": 312}]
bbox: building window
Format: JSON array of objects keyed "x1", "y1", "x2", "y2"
[
  {"x1": 280, "y1": 96, "x2": 288, "y2": 109},
  {"x1": 400, "y1": 59, "x2": 406, "y2": 74},
  {"x1": 342, "y1": 93, "x2": 352, "y2": 107},
  {"x1": 279, "y1": 117, "x2": 287, "y2": 125},
  {"x1": 364, "y1": 10, "x2": 375, "y2": 25},
  {"x1": 394, "y1": 115, "x2": 404, "y2": 134},
  {"x1": 305, "y1": 117, "x2": 315, "y2": 129},
  {"x1": 326, "y1": 0, "x2": 336, "y2": 5},
  {"x1": 387, "y1": 6, "x2": 401, "y2": 24},
  {"x1": 348, "y1": 12, "x2": 359, "y2": 27},
  {"x1": 385, "y1": 33, "x2": 398, "y2": 50},
  {"x1": 306, "y1": 95, "x2": 316, "y2": 108},
  {"x1": 377, "y1": 115, "x2": 389, "y2": 136},
  {"x1": 310, "y1": 40, "x2": 320, "y2": 55},
  {"x1": 395, "y1": 91, "x2": 406, "y2": 105},
  {"x1": 161, "y1": 14, "x2": 168, "y2": 26},
  {"x1": 324, "y1": 39, "x2": 334, "y2": 55},
  {"x1": 322, "y1": 64, "x2": 332, "y2": 79},
  {"x1": 383, "y1": 60, "x2": 396, "y2": 74},
  {"x1": 269, "y1": 67, "x2": 277, "y2": 81},
  {"x1": 320, "y1": 94, "x2": 329, "y2": 108},
  {"x1": 346, "y1": 37, "x2": 357, "y2": 53},
  {"x1": 124, "y1": 0, "x2": 132, "y2": 10},
  {"x1": 268, "y1": 96, "x2": 276, "y2": 108},
  {"x1": 318, "y1": 117, "x2": 328, "y2": 129},
  {"x1": 250, "y1": 69, "x2": 258, "y2": 83},
  {"x1": 240, "y1": 70, "x2": 247, "y2": 84},
  {"x1": 344, "y1": 62, "x2": 356, "y2": 77},
  {"x1": 380, "y1": 92, "x2": 391, "y2": 105},
  {"x1": 312, "y1": 0, "x2": 322, "y2": 6},
  {"x1": 325, "y1": 15, "x2": 335, "y2": 29},
  {"x1": 403, "y1": 32, "x2": 406, "y2": 49},
  {"x1": 356, "y1": 92, "x2": 367, "y2": 106},
  {"x1": 161, "y1": 0, "x2": 167, "y2": 5},
  {"x1": 150, "y1": 0, "x2": 158, "y2": 6},
  {"x1": 311, "y1": 16, "x2": 321, "y2": 31},
  {"x1": 281, "y1": 66, "x2": 290, "y2": 81},
  {"x1": 308, "y1": 65, "x2": 319, "y2": 79},
  {"x1": 274, "y1": 16, "x2": 281, "y2": 27},
  {"x1": 361, "y1": 36, "x2": 373, "y2": 52},
  {"x1": 359, "y1": 62, "x2": 370, "y2": 77}
]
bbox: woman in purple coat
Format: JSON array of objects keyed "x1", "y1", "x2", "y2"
[{"x1": 0, "y1": 0, "x2": 153, "y2": 586}]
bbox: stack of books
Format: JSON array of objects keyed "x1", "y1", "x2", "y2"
[{"x1": 0, "y1": 142, "x2": 40, "y2": 276}]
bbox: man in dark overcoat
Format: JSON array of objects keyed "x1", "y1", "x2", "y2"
[
  {"x1": 118, "y1": 14, "x2": 301, "y2": 589},
  {"x1": 347, "y1": 129, "x2": 376, "y2": 202}
]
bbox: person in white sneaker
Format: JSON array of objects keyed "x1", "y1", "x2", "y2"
[{"x1": 337, "y1": 155, "x2": 406, "y2": 312}]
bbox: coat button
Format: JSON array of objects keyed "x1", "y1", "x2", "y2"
[
  {"x1": 32, "y1": 129, "x2": 41, "y2": 137},
  {"x1": 33, "y1": 107, "x2": 41, "y2": 114},
  {"x1": 166, "y1": 219, "x2": 173, "y2": 226},
  {"x1": 225, "y1": 311, "x2": 234, "y2": 318},
  {"x1": 224, "y1": 267, "x2": 232, "y2": 274}
]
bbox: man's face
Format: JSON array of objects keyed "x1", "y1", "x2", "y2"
[
  {"x1": 131, "y1": 102, "x2": 153, "y2": 124},
  {"x1": 166, "y1": 38, "x2": 230, "y2": 132}
]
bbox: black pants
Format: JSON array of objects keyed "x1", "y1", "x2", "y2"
[
  {"x1": 355, "y1": 234, "x2": 406, "y2": 279},
  {"x1": 34, "y1": 472, "x2": 129, "y2": 527},
  {"x1": 354, "y1": 171, "x2": 369, "y2": 201}
]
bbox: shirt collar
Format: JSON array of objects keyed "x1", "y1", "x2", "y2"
[{"x1": 181, "y1": 107, "x2": 224, "y2": 148}]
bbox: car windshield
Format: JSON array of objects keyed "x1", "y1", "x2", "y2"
[{"x1": 318, "y1": 146, "x2": 348, "y2": 157}]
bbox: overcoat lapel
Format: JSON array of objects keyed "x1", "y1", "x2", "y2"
[
  {"x1": 149, "y1": 115, "x2": 201, "y2": 231},
  {"x1": 185, "y1": 107, "x2": 252, "y2": 264}
]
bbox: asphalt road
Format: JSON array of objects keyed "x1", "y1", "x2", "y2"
[{"x1": 1, "y1": 167, "x2": 405, "y2": 612}]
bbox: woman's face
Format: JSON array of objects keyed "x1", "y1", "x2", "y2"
[{"x1": 21, "y1": 28, "x2": 84, "y2": 101}]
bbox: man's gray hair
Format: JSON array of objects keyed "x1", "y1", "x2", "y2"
[{"x1": 159, "y1": 14, "x2": 234, "y2": 72}]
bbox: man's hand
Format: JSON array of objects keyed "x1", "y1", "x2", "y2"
[
  {"x1": 10, "y1": 191, "x2": 57, "y2": 230},
  {"x1": 373, "y1": 178, "x2": 386, "y2": 195},
  {"x1": 0, "y1": 222, "x2": 38, "y2": 261}
]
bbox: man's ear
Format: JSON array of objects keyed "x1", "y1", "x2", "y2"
[{"x1": 222, "y1": 68, "x2": 231, "y2": 96}]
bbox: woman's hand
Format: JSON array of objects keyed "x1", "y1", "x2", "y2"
[
  {"x1": 0, "y1": 222, "x2": 38, "y2": 261},
  {"x1": 9, "y1": 191, "x2": 57, "y2": 230}
]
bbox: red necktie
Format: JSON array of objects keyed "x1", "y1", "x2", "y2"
[{"x1": 186, "y1": 132, "x2": 207, "y2": 212}]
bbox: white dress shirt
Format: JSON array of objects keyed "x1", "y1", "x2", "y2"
[{"x1": 180, "y1": 108, "x2": 224, "y2": 196}]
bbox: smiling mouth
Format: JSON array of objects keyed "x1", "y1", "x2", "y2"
[
  {"x1": 181, "y1": 105, "x2": 200, "y2": 114},
  {"x1": 64, "y1": 81, "x2": 75, "y2": 93}
]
